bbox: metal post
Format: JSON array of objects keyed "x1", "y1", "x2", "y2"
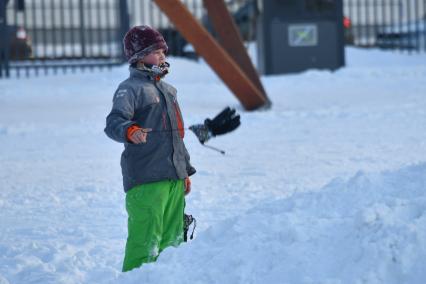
[
  {"x1": 106, "y1": 0, "x2": 112, "y2": 63},
  {"x1": 15, "y1": 0, "x2": 24, "y2": 11},
  {"x1": 0, "y1": 0, "x2": 10, "y2": 78},
  {"x1": 423, "y1": 0, "x2": 426, "y2": 52},
  {"x1": 415, "y1": 0, "x2": 420, "y2": 52},
  {"x1": 79, "y1": 0, "x2": 86, "y2": 58},
  {"x1": 118, "y1": 0, "x2": 130, "y2": 61},
  {"x1": 336, "y1": 0, "x2": 346, "y2": 67}
]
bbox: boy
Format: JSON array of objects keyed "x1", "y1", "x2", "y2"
[{"x1": 104, "y1": 25, "x2": 196, "y2": 272}]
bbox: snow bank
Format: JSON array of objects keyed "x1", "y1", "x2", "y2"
[{"x1": 116, "y1": 163, "x2": 426, "y2": 284}]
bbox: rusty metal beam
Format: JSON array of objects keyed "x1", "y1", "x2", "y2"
[
  {"x1": 203, "y1": 0, "x2": 269, "y2": 104},
  {"x1": 153, "y1": 0, "x2": 266, "y2": 111}
]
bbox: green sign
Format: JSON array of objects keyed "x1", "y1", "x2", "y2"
[{"x1": 288, "y1": 24, "x2": 318, "y2": 47}]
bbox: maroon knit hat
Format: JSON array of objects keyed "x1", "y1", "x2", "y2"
[{"x1": 123, "y1": 25, "x2": 168, "y2": 64}]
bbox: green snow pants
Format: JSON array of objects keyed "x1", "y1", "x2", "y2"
[{"x1": 122, "y1": 179, "x2": 185, "y2": 272}]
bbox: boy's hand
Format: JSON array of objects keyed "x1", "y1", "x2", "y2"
[
  {"x1": 184, "y1": 177, "x2": 191, "y2": 195},
  {"x1": 128, "y1": 127, "x2": 152, "y2": 144}
]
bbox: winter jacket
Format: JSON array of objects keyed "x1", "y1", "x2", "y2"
[{"x1": 104, "y1": 67, "x2": 196, "y2": 192}]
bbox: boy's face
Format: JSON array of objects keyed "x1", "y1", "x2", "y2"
[{"x1": 142, "y1": 49, "x2": 166, "y2": 66}]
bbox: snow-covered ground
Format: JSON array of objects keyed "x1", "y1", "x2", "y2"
[{"x1": 0, "y1": 47, "x2": 426, "y2": 284}]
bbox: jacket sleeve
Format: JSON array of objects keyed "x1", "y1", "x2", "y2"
[
  {"x1": 183, "y1": 143, "x2": 196, "y2": 176},
  {"x1": 104, "y1": 87, "x2": 137, "y2": 143}
]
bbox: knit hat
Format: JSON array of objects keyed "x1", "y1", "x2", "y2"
[{"x1": 123, "y1": 25, "x2": 168, "y2": 64}]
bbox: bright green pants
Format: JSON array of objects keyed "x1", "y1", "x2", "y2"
[{"x1": 122, "y1": 179, "x2": 185, "y2": 272}]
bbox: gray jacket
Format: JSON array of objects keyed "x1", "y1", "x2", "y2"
[{"x1": 104, "y1": 67, "x2": 196, "y2": 192}]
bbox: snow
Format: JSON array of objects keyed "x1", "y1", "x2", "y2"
[{"x1": 1, "y1": 47, "x2": 426, "y2": 284}]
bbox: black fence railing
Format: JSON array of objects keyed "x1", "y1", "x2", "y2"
[
  {"x1": 1, "y1": 0, "x2": 425, "y2": 79},
  {"x1": 0, "y1": 0, "x2": 217, "y2": 78},
  {"x1": 1, "y1": 0, "x2": 129, "y2": 78},
  {"x1": 344, "y1": 0, "x2": 426, "y2": 51}
]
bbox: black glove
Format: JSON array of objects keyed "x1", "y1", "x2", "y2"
[
  {"x1": 189, "y1": 107, "x2": 241, "y2": 144},
  {"x1": 204, "y1": 107, "x2": 241, "y2": 136}
]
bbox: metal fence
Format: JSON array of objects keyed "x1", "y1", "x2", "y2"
[
  {"x1": 1, "y1": 0, "x2": 130, "y2": 78},
  {"x1": 0, "y1": 0, "x2": 221, "y2": 78},
  {"x1": 344, "y1": 0, "x2": 426, "y2": 51},
  {"x1": 1, "y1": 0, "x2": 425, "y2": 79}
]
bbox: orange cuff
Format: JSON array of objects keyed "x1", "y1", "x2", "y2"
[
  {"x1": 127, "y1": 125, "x2": 141, "y2": 142},
  {"x1": 185, "y1": 176, "x2": 191, "y2": 184}
]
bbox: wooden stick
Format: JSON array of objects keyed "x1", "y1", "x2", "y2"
[
  {"x1": 153, "y1": 0, "x2": 266, "y2": 110},
  {"x1": 203, "y1": 0, "x2": 269, "y2": 104}
]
